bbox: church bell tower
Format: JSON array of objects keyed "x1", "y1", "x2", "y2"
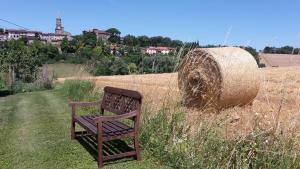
[{"x1": 55, "y1": 17, "x2": 64, "y2": 34}]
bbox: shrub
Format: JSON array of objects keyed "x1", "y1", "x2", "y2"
[
  {"x1": 141, "y1": 55, "x2": 176, "y2": 73},
  {"x1": 109, "y1": 57, "x2": 129, "y2": 75},
  {"x1": 88, "y1": 56, "x2": 112, "y2": 76},
  {"x1": 10, "y1": 66, "x2": 54, "y2": 93},
  {"x1": 259, "y1": 63, "x2": 266, "y2": 68},
  {"x1": 11, "y1": 80, "x2": 53, "y2": 93},
  {"x1": 128, "y1": 63, "x2": 138, "y2": 74}
]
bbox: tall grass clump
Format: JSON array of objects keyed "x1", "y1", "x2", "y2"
[
  {"x1": 60, "y1": 80, "x2": 94, "y2": 101},
  {"x1": 59, "y1": 80, "x2": 101, "y2": 101},
  {"x1": 140, "y1": 107, "x2": 300, "y2": 169},
  {"x1": 59, "y1": 80, "x2": 103, "y2": 116}
]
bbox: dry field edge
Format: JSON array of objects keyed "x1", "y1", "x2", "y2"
[{"x1": 57, "y1": 67, "x2": 300, "y2": 138}]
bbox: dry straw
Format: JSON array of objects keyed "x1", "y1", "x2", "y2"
[{"x1": 178, "y1": 47, "x2": 260, "y2": 110}]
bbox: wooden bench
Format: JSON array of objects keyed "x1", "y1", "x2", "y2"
[{"x1": 69, "y1": 86, "x2": 143, "y2": 168}]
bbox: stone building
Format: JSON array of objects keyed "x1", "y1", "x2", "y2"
[{"x1": 88, "y1": 28, "x2": 111, "y2": 40}]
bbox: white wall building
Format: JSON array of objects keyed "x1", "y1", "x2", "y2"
[
  {"x1": 145, "y1": 47, "x2": 174, "y2": 55},
  {"x1": 0, "y1": 34, "x2": 7, "y2": 41},
  {"x1": 0, "y1": 17, "x2": 72, "y2": 45},
  {"x1": 1, "y1": 29, "x2": 41, "y2": 41},
  {"x1": 40, "y1": 33, "x2": 66, "y2": 42}
]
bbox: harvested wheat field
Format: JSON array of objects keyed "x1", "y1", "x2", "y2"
[{"x1": 58, "y1": 66, "x2": 300, "y2": 139}]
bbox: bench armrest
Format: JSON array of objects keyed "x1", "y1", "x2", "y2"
[
  {"x1": 69, "y1": 100, "x2": 102, "y2": 118},
  {"x1": 69, "y1": 100, "x2": 102, "y2": 107},
  {"x1": 93, "y1": 110, "x2": 138, "y2": 123}
]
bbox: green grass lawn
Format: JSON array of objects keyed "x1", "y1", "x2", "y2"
[
  {"x1": 46, "y1": 63, "x2": 91, "y2": 78},
  {"x1": 0, "y1": 90, "x2": 164, "y2": 169}
]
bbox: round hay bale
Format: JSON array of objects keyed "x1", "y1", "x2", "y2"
[{"x1": 178, "y1": 47, "x2": 260, "y2": 109}]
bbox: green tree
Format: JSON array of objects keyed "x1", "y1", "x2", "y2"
[
  {"x1": 30, "y1": 40, "x2": 47, "y2": 62},
  {"x1": 91, "y1": 46, "x2": 103, "y2": 59},
  {"x1": 123, "y1": 35, "x2": 138, "y2": 46},
  {"x1": 137, "y1": 36, "x2": 150, "y2": 47},
  {"x1": 150, "y1": 36, "x2": 164, "y2": 46},
  {"x1": 278, "y1": 46, "x2": 294, "y2": 54},
  {"x1": 106, "y1": 28, "x2": 121, "y2": 44},
  {"x1": 68, "y1": 37, "x2": 81, "y2": 53},
  {"x1": 263, "y1": 46, "x2": 275, "y2": 53},
  {"x1": 161, "y1": 37, "x2": 172, "y2": 46},
  {"x1": 79, "y1": 46, "x2": 93, "y2": 59},
  {"x1": 89, "y1": 55, "x2": 112, "y2": 75},
  {"x1": 170, "y1": 40, "x2": 184, "y2": 48},
  {"x1": 60, "y1": 37, "x2": 69, "y2": 53},
  {"x1": 124, "y1": 53, "x2": 142, "y2": 65},
  {"x1": 29, "y1": 41, "x2": 59, "y2": 63},
  {"x1": 0, "y1": 40, "x2": 42, "y2": 82},
  {"x1": 263, "y1": 46, "x2": 296, "y2": 54},
  {"x1": 40, "y1": 43, "x2": 60, "y2": 62},
  {"x1": 82, "y1": 31, "x2": 97, "y2": 48},
  {"x1": 109, "y1": 57, "x2": 128, "y2": 75},
  {"x1": 142, "y1": 55, "x2": 176, "y2": 73}
]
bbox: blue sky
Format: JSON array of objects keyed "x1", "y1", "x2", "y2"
[{"x1": 0, "y1": 0, "x2": 300, "y2": 49}]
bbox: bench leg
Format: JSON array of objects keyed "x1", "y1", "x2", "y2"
[
  {"x1": 97, "y1": 136, "x2": 104, "y2": 168},
  {"x1": 96, "y1": 123, "x2": 104, "y2": 168},
  {"x1": 134, "y1": 136, "x2": 141, "y2": 161},
  {"x1": 71, "y1": 120, "x2": 75, "y2": 140}
]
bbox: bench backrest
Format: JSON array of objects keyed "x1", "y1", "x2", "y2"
[{"x1": 101, "y1": 86, "x2": 143, "y2": 115}]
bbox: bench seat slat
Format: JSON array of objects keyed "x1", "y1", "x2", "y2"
[
  {"x1": 89, "y1": 115, "x2": 124, "y2": 135},
  {"x1": 75, "y1": 116, "x2": 97, "y2": 134},
  {"x1": 75, "y1": 115, "x2": 134, "y2": 137},
  {"x1": 81, "y1": 115, "x2": 117, "y2": 135}
]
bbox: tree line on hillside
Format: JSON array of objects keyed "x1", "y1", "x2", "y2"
[
  {"x1": 104, "y1": 28, "x2": 184, "y2": 47},
  {"x1": 0, "y1": 28, "x2": 183, "y2": 89},
  {"x1": 61, "y1": 28, "x2": 202, "y2": 76},
  {"x1": 263, "y1": 46, "x2": 300, "y2": 55},
  {"x1": 123, "y1": 35, "x2": 184, "y2": 47}
]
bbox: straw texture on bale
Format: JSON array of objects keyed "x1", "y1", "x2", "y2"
[{"x1": 178, "y1": 47, "x2": 260, "y2": 109}]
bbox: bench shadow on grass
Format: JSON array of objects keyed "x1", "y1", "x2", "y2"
[{"x1": 75, "y1": 132, "x2": 135, "y2": 166}]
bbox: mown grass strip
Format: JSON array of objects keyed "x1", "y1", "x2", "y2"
[{"x1": 0, "y1": 90, "x2": 163, "y2": 169}]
